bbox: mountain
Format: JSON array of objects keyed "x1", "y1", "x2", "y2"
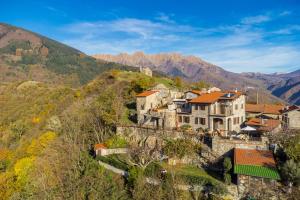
[
  {"x1": 242, "y1": 70, "x2": 300, "y2": 105},
  {"x1": 94, "y1": 52, "x2": 283, "y2": 104},
  {"x1": 0, "y1": 23, "x2": 137, "y2": 86}
]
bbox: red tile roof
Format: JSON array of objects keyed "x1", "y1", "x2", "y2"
[
  {"x1": 189, "y1": 91, "x2": 243, "y2": 104},
  {"x1": 246, "y1": 118, "x2": 281, "y2": 131},
  {"x1": 136, "y1": 90, "x2": 158, "y2": 97},
  {"x1": 234, "y1": 148, "x2": 276, "y2": 167},
  {"x1": 94, "y1": 143, "x2": 107, "y2": 150},
  {"x1": 281, "y1": 105, "x2": 299, "y2": 113},
  {"x1": 246, "y1": 104, "x2": 284, "y2": 115}
]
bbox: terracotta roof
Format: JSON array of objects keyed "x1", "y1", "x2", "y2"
[
  {"x1": 136, "y1": 90, "x2": 158, "y2": 97},
  {"x1": 234, "y1": 148, "x2": 276, "y2": 167},
  {"x1": 246, "y1": 104, "x2": 284, "y2": 115},
  {"x1": 234, "y1": 148, "x2": 280, "y2": 180},
  {"x1": 189, "y1": 91, "x2": 243, "y2": 104},
  {"x1": 94, "y1": 143, "x2": 107, "y2": 150},
  {"x1": 246, "y1": 118, "x2": 281, "y2": 131},
  {"x1": 281, "y1": 105, "x2": 299, "y2": 113}
]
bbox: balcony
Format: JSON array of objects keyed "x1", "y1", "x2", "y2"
[{"x1": 210, "y1": 107, "x2": 233, "y2": 116}]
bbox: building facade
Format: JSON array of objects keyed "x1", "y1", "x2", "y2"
[
  {"x1": 281, "y1": 106, "x2": 300, "y2": 130},
  {"x1": 136, "y1": 85, "x2": 246, "y2": 135}
]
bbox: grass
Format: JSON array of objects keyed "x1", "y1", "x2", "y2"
[
  {"x1": 116, "y1": 71, "x2": 175, "y2": 88},
  {"x1": 96, "y1": 154, "x2": 130, "y2": 171},
  {"x1": 160, "y1": 163, "x2": 227, "y2": 194}
]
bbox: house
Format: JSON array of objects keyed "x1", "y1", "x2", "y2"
[
  {"x1": 136, "y1": 86, "x2": 246, "y2": 135},
  {"x1": 281, "y1": 105, "x2": 300, "y2": 130},
  {"x1": 245, "y1": 104, "x2": 284, "y2": 119},
  {"x1": 183, "y1": 90, "x2": 246, "y2": 135},
  {"x1": 94, "y1": 143, "x2": 107, "y2": 156},
  {"x1": 136, "y1": 85, "x2": 182, "y2": 129},
  {"x1": 234, "y1": 148, "x2": 280, "y2": 194},
  {"x1": 139, "y1": 66, "x2": 152, "y2": 77},
  {"x1": 245, "y1": 118, "x2": 281, "y2": 133}
]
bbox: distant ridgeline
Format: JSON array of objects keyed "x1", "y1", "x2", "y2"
[{"x1": 0, "y1": 23, "x2": 142, "y2": 85}]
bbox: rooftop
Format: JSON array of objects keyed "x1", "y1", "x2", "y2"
[
  {"x1": 136, "y1": 90, "x2": 158, "y2": 97},
  {"x1": 190, "y1": 91, "x2": 243, "y2": 104},
  {"x1": 234, "y1": 148, "x2": 280, "y2": 180},
  {"x1": 94, "y1": 143, "x2": 107, "y2": 150},
  {"x1": 246, "y1": 118, "x2": 281, "y2": 131},
  {"x1": 246, "y1": 104, "x2": 284, "y2": 115}
]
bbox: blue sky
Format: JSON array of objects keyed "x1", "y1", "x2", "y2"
[{"x1": 1, "y1": 0, "x2": 300, "y2": 73}]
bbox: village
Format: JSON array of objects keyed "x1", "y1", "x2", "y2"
[{"x1": 93, "y1": 68, "x2": 300, "y2": 200}]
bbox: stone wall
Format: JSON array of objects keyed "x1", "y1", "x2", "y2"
[
  {"x1": 212, "y1": 136, "x2": 269, "y2": 156},
  {"x1": 237, "y1": 174, "x2": 276, "y2": 197},
  {"x1": 116, "y1": 126, "x2": 201, "y2": 149}
]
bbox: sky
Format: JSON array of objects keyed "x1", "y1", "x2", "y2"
[{"x1": 1, "y1": 0, "x2": 300, "y2": 73}]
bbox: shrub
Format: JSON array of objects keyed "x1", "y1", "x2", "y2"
[
  {"x1": 104, "y1": 135, "x2": 127, "y2": 148},
  {"x1": 144, "y1": 162, "x2": 163, "y2": 178}
]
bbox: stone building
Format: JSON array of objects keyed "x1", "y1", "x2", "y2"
[
  {"x1": 139, "y1": 66, "x2": 152, "y2": 77},
  {"x1": 234, "y1": 148, "x2": 280, "y2": 195},
  {"x1": 136, "y1": 86, "x2": 246, "y2": 135},
  {"x1": 178, "y1": 90, "x2": 246, "y2": 135},
  {"x1": 281, "y1": 105, "x2": 300, "y2": 129},
  {"x1": 136, "y1": 84, "x2": 182, "y2": 129}
]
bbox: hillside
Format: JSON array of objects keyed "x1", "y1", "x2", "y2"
[
  {"x1": 0, "y1": 23, "x2": 138, "y2": 86},
  {"x1": 242, "y1": 70, "x2": 300, "y2": 105},
  {"x1": 0, "y1": 70, "x2": 183, "y2": 199},
  {"x1": 94, "y1": 52, "x2": 283, "y2": 104}
]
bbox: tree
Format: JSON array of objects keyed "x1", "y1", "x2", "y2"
[
  {"x1": 281, "y1": 159, "x2": 300, "y2": 186},
  {"x1": 174, "y1": 77, "x2": 183, "y2": 89},
  {"x1": 223, "y1": 157, "x2": 232, "y2": 185},
  {"x1": 127, "y1": 144, "x2": 160, "y2": 170},
  {"x1": 283, "y1": 134, "x2": 300, "y2": 162},
  {"x1": 192, "y1": 81, "x2": 210, "y2": 90}
]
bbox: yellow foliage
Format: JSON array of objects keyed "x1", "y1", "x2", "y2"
[
  {"x1": 26, "y1": 131, "x2": 57, "y2": 155},
  {"x1": 0, "y1": 148, "x2": 12, "y2": 160},
  {"x1": 32, "y1": 116, "x2": 41, "y2": 124},
  {"x1": 0, "y1": 171, "x2": 16, "y2": 199},
  {"x1": 74, "y1": 90, "x2": 81, "y2": 98},
  {"x1": 14, "y1": 156, "x2": 36, "y2": 185}
]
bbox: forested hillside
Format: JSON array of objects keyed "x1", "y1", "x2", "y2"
[
  {"x1": 0, "y1": 23, "x2": 138, "y2": 86},
  {"x1": 0, "y1": 70, "x2": 190, "y2": 199}
]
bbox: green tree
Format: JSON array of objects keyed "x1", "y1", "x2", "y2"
[
  {"x1": 281, "y1": 159, "x2": 300, "y2": 186},
  {"x1": 223, "y1": 157, "x2": 232, "y2": 185},
  {"x1": 174, "y1": 76, "x2": 183, "y2": 88}
]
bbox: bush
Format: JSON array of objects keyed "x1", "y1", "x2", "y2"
[
  {"x1": 104, "y1": 135, "x2": 127, "y2": 148},
  {"x1": 223, "y1": 157, "x2": 232, "y2": 173},
  {"x1": 144, "y1": 162, "x2": 163, "y2": 178}
]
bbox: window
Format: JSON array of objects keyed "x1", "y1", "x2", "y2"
[
  {"x1": 184, "y1": 116, "x2": 190, "y2": 123},
  {"x1": 200, "y1": 118, "x2": 206, "y2": 125},
  {"x1": 195, "y1": 117, "x2": 198, "y2": 124},
  {"x1": 178, "y1": 116, "x2": 182, "y2": 123},
  {"x1": 235, "y1": 104, "x2": 238, "y2": 110},
  {"x1": 241, "y1": 117, "x2": 244, "y2": 123},
  {"x1": 141, "y1": 104, "x2": 145, "y2": 110},
  {"x1": 200, "y1": 105, "x2": 206, "y2": 110},
  {"x1": 195, "y1": 105, "x2": 198, "y2": 110},
  {"x1": 233, "y1": 117, "x2": 240, "y2": 125},
  {"x1": 241, "y1": 104, "x2": 244, "y2": 109}
]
